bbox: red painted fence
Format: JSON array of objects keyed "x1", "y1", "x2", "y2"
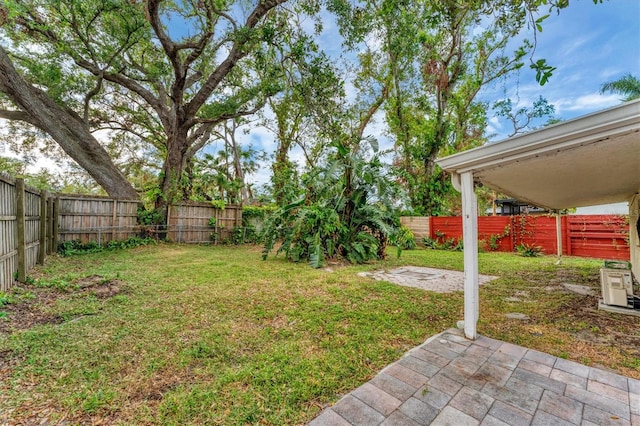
[{"x1": 427, "y1": 214, "x2": 630, "y2": 260}]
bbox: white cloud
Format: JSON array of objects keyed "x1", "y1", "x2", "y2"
[
  {"x1": 489, "y1": 116, "x2": 501, "y2": 127},
  {"x1": 553, "y1": 93, "x2": 620, "y2": 114}
]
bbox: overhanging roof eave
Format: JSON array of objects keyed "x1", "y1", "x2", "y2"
[{"x1": 436, "y1": 99, "x2": 640, "y2": 174}]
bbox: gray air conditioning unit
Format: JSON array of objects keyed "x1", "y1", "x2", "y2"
[{"x1": 600, "y1": 267, "x2": 633, "y2": 307}]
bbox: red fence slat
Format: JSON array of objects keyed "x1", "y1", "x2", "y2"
[{"x1": 425, "y1": 214, "x2": 630, "y2": 260}]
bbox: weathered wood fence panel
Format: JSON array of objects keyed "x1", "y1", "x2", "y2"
[
  {"x1": 0, "y1": 174, "x2": 17, "y2": 291},
  {"x1": 168, "y1": 203, "x2": 242, "y2": 243},
  {"x1": 0, "y1": 174, "x2": 49, "y2": 290},
  {"x1": 24, "y1": 184, "x2": 42, "y2": 278},
  {"x1": 400, "y1": 217, "x2": 430, "y2": 241},
  {"x1": 57, "y1": 195, "x2": 139, "y2": 244},
  {"x1": 0, "y1": 176, "x2": 248, "y2": 289}
]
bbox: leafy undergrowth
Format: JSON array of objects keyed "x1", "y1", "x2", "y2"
[{"x1": 0, "y1": 244, "x2": 638, "y2": 424}]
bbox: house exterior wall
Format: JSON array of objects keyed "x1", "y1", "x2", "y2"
[{"x1": 630, "y1": 194, "x2": 640, "y2": 281}]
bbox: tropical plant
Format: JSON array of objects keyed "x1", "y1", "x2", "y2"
[
  {"x1": 600, "y1": 73, "x2": 640, "y2": 102},
  {"x1": 261, "y1": 141, "x2": 398, "y2": 268},
  {"x1": 516, "y1": 243, "x2": 543, "y2": 257},
  {"x1": 390, "y1": 225, "x2": 417, "y2": 258}
]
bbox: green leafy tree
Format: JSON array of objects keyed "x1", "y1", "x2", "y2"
[
  {"x1": 600, "y1": 73, "x2": 640, "y2": 102},
  {"x1": 0, "y1": 155, "x2": 26, "y2": 176},
  {"x1": 329, "y1": 0, "x2": 572, "y2": 215},
  {"x1": 493, "y1": 95, "x2": 557, "y2": 137},
  {"x1": 187, "y1": 119, "x2": 265, "y2": 204},
  {"x1": 262, "y1": 38, "x2": 400, "y2": 266},
  {"x1": 259, "y1": 32, "x2": 330, "y2": 206},
  {"x1": 0, "y1": 0, "x2": 297, "y2": 219}
]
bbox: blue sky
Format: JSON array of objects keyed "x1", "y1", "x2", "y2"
[{"x1": 482, "y1": 0, "x2": 640, "y2": 139}]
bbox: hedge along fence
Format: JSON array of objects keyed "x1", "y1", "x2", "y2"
[
  {"x1": 406, "y1": 214, "x2": 630, "y2": 260},
  {"x1": 167, "y1": 202, "x2": 242, "y2": 243}
]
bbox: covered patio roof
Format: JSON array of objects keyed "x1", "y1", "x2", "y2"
[
  {"x1": 437, "y1": 99, "x2": 640, "y2": 210},
  {"x1": 436, "y1": 99, "x2": 640, "y2": 340}
]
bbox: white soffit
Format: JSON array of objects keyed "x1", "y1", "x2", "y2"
[{"x1": 436, "y1": 99, "x2": 640, "y2": 210}]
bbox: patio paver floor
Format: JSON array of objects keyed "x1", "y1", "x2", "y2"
[{"x1": 309, "y1": 328, "x2": 639, "y2": 425}]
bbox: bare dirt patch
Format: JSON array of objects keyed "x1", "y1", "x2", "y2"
[
  {"x1": 542, "y1": 268, "x2": 640, "y2": 359},
  {"x1": 488, "y1": 266, "x2": 640, "y2": 377},
  {"x1": 551, "y1": 293, "x2": 640, "y2": 358},
  {"x1": 0, "y1": 276, "x2": 126, "y2": 335},
  {"x1": 75, "y1": 275, "x2": 125, "y2": 299}
]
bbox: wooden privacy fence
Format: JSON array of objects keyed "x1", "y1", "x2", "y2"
[
  {"x1": 406, "y1": 214, "x2": 630, "y2": 260},
  {"x1": 167, "y1": 202, "x2": 242, "y2": 243},
  {"x1": 57, "y1": 195, "x2": 140, "y2": 244},
  {"x1": 0, "y1": 174, "x2": 55, "y2": 291},
  {"x1": 0, "y1": 174, "x2": 243, "y2": 289}
]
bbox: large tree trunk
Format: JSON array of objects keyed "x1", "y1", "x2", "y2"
[
  {"x1": 0, "y1": 47, "x2": 139, "y2": 200},
  {"x1": 229, "y1": 131, "x2": 248, "y2": 204},
  {"x1": 156, "y1": 127, "x2": 190, "y2": 219},
  {"x1": 271, "y1": 138, "x2": 293, "y2": 205}
]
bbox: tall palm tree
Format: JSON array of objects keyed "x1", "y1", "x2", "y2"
[{"x1": 600, "y1": 73, "x2": 640, "y2": 101}]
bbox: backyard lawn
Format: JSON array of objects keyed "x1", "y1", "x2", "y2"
[{"x1": 1, "y1": 244, "x2": 639, "y2": 424}]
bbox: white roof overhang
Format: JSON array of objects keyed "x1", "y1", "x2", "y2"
[{"x1": 436, "y1": 99, "x2": 640, "y2": 210}]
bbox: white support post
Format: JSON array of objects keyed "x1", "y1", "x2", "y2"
[
  {"x1": 460, "y1": 172, "x2": 479, "y2": 340},
  {"x1": 555, "y1": 212, "x2": 563, "y2": 265}
]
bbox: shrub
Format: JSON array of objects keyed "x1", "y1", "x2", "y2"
[
  {"x1": 211, "y1": 199, "x2": 226, "y2": 209},
  {"x1": 58, "y1": 237, "x2": 156, "y2": 256},
  {"x1": 421, "y1": 236, "x2": 463, "y2": 251},
  {"x1": 391, "y1": 226, "x2": 416, "y2": 258},
  {"x1": 516, "y1": 243, "x2": 543, "y2": 257}
]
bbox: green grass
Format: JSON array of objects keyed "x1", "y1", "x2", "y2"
[{"x1": 0, "y1": 244, "x2": 638, "y2": 424}]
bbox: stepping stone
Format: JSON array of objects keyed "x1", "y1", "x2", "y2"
[
  {"x1": 562, "y1": 283, "x2": 596, "y2": 296},
  {"x1": 505, "y1": 313, "x2": 530, "y2": 320}
]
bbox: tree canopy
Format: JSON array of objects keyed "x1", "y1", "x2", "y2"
[
  {"x1": 0, "y1": 0, "x2": 592, "y2": 229},
  {"x1": 0, "y1": 0, "x2": 309, "y2": 214}
]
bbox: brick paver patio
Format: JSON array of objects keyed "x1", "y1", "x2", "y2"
[{"x1": 309, "y1": 328, "x2": 639, "y2": 425}]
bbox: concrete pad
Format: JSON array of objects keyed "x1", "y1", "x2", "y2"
[
  {"x1": 562, "y1": 283, "x2": 596, "y2": 296},
  {"x1": 359, "y1": 266, "x2": 497, "y2": 293}
]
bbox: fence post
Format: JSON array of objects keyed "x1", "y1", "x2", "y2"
[
  {"x1": 112, "y1": 199, "x2": 118, "y2": 241},
  {"x1": 428, "y1": 216, "x2": 434, "y2": 240},
  {"x1": 38, "y1": 190, "x2": 48, "y2": 264},
  {"x1": 52, "y1": 196, "x2": 60, "y2": 253},
  {"x1": 15, "y1": 178, "x2": 26, "y2": 283},
  {"x1": 555, "y1": 212, "x2": 563, "y2": 265},
  {"x1": 565, "y1": 216, "x2": 572, "y2": 256}
]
